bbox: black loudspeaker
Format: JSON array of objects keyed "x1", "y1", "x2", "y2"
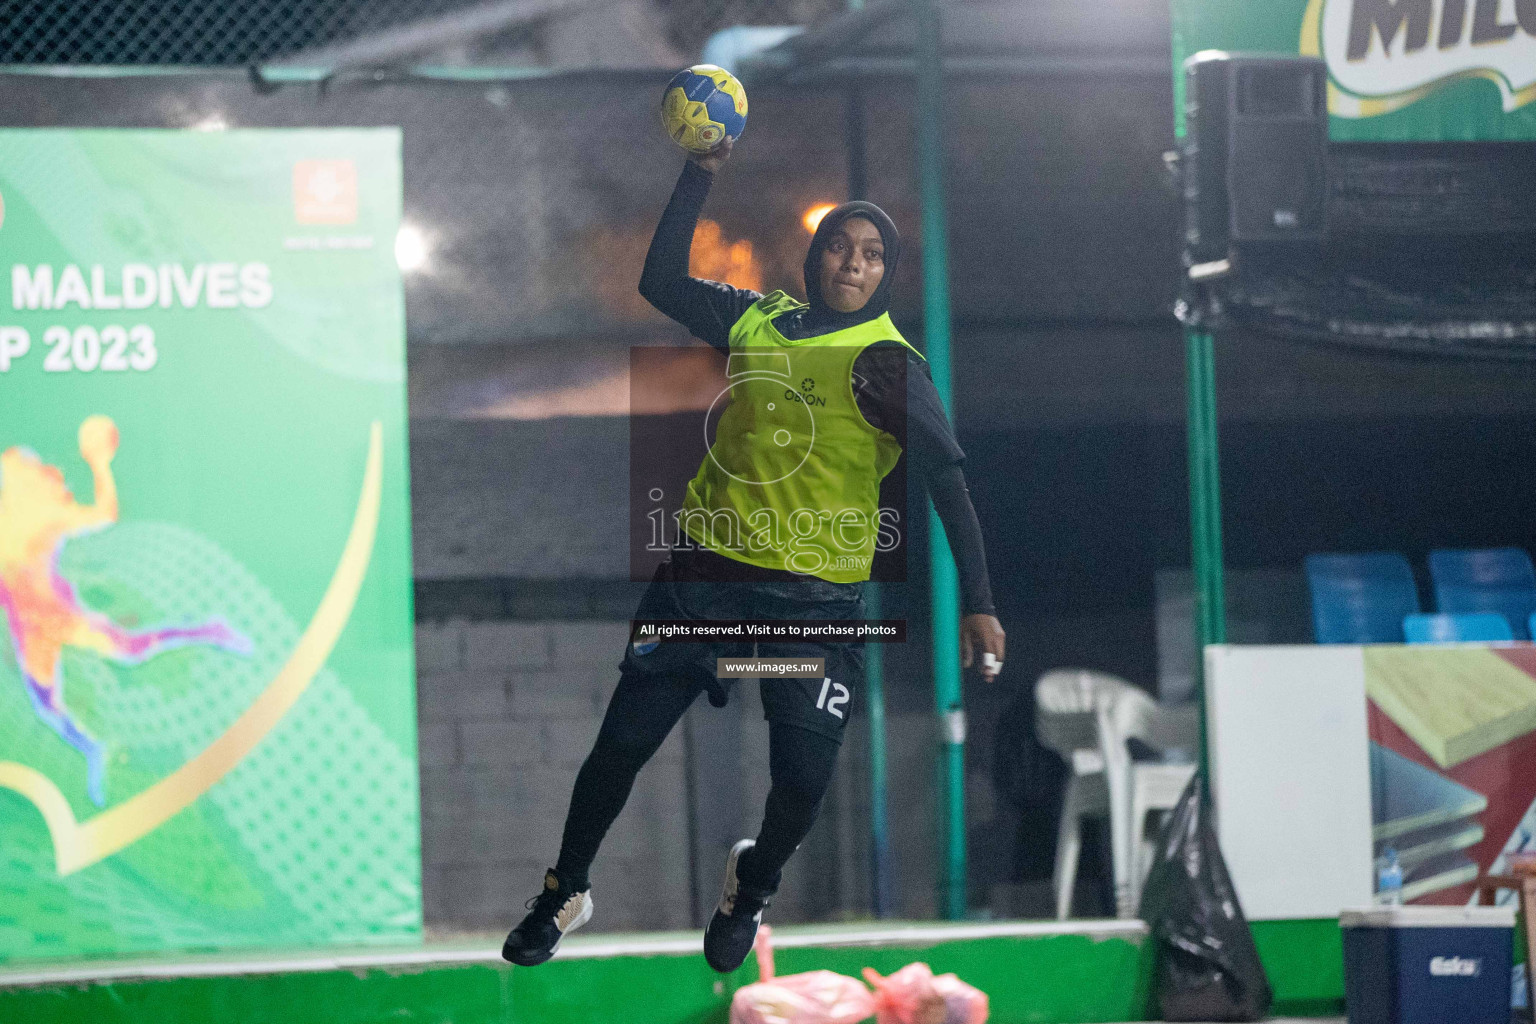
[{"x1": 1182, "y1": 53, "x2": 1329, "y2": 264}]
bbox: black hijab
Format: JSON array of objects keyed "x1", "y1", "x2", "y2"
[{"x1": 792, "y1": 200, "x2": 901, "y2": 335}]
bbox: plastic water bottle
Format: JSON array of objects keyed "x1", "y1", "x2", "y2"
[{"x1": 1377, "y1": 848, "x2": 1403, "y2": 905}]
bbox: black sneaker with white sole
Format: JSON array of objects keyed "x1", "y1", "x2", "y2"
[
  {"x1": 703, "y1": 839, "x2": 773, "y2": 974},
  {"x1": 501, "y1": 869, "x2": 593, "y2": 966}
]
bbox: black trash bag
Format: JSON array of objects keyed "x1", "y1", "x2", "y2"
[{"x1": 1138, "y1": 772, "x2": 1273, "y2": 1022}]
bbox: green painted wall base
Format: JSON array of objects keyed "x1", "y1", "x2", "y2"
[
  {"x1": 0, "y1": 922, "x2": 1153, "y2": 1024},
  {"x1": 0, "y1": 917, "x2": 1349, "y2": 1024},
  {"x1": 1251, "y1": 918, "x2": 1347, "y2": 1016}
]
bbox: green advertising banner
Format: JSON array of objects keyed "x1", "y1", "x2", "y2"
[
  {"x1": 0, "y1": 129, "x2": 419, "y2": 959},
  {"x1": 1172, "y1": 0, "x2": 1536, "y2": 140}
]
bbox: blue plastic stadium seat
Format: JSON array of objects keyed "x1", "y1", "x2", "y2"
[
  {"x1": 1428, "y1": 547, "x2": 1536, "y2": 641},
  {"x1": 1304, "y1": 552, "x2": 1421, "y2": 644},
  {"x1": 1403, "y1": 612, "x2": 1514, "y2": 644}
]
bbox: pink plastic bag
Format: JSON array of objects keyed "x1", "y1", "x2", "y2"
[
  {"x1": 862, "y1": 962, "x2": 989, "y2": 1024},
  {"x1": 730, "y1": 926, "x2": 877, "y2": 1024}
]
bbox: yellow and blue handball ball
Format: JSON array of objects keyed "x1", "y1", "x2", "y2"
[{"x1": 660, "y1": 64, "x2": 748, "y2": 154}]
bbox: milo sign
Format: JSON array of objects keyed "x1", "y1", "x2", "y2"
[
  {"x1": 1308, "y1": 0, "x2": 1536, "y2": 116},
  {"x1": 1174, "y1": 0, "x2": 1536, "y2": 140}
]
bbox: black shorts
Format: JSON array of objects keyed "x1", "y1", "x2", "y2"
[{"x1": 618, "y1": 557, "x2": 866, "y2": 742}]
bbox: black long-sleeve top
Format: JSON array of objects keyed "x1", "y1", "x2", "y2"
[{"x1": 639, "y1": 161, "x2": 996, "y2": 616}]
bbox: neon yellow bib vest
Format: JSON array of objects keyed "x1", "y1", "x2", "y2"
[{"x1": 680, "y1": 290, "x2": 923, "y2": 583}]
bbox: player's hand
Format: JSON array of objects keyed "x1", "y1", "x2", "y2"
[
  {"x1": 689, "y1": 135, "x2": 734, "y2": 174},
  {"x1": 960, "y1": 613, "x2": 1005, "y2": 682}
]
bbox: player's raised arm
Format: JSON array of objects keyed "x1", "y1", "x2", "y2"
[
  {"x1": 637, "y1": 137, "x2": 761, "y2": 353},
  {"x1": 641, "y1": 66, "x2": 758, "y2": 350}
]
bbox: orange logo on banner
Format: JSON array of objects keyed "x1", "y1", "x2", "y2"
[{"x1": 293, "y1": 159, "x2": 358, "y2": 224}]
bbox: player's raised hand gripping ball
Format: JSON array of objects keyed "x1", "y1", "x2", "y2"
[{"x1": 660, "y1": 64, "x2": 747, "y2": 154}]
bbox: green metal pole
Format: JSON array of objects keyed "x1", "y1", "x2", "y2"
[
  {"x1": 1186, "y1": 327, "x2": 1209, "y2": 645},
  {"x1": 931, "y1": 517, "x2": 964, "y2": 919},
  {"x1": 913, "y1": 0, "x2": 966, "y2": 921},
  {"x1": 843, "y1": 27, "x2": 889, "y2": 920},
  {"x1": 1200, "y1": 344, "x2": 1226, "y2": 649},
  {"x1": 865, "y1": 582, "x2": 891, "y2": 917},
  {"x1": 1185, "y1": 324, "x2": 1225, "y2": 777}
]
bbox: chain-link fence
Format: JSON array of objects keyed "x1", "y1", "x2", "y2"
[
  {"x1": 661, "y1": 0, "x2": 841, "y2": 56},
  {"x1": 0, "y1": 0, "x2": 847, "y2": 66},
  {"x1": 0, "y1": 0, "x2": 504, "y2": 65}
]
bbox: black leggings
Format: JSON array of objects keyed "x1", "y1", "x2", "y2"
[{"x1": 554, "y1": 672, "x2": 842, "y2": 895}]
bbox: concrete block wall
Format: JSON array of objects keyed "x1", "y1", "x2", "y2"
[
  {"x1": 414, "y1": 616, "x2": 948, "y2": 935},
  {"x1": 415, "y1": 618, "x2": 691, "y2": 934}
]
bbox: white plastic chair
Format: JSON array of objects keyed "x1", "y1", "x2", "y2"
[
  {"x1": 1095, "y1": 690, "x2": 1199, "y2": 917},
  {"x1": 1035, "y1": 669, "x2": 1123, "y2": 921},
  {"x1": 1035, "y1": 669, "x2": 1199, "y2": 920}
]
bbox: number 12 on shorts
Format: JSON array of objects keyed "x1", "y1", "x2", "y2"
[{"x1": 816, "y1": 677, "x2": 850, "y2": 719}]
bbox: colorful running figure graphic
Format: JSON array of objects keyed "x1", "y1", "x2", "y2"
[{"x1": 0, "y1": 415, "x2": 251, "y2": 806}]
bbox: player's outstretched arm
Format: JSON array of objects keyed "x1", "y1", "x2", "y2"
[
  {"x1": 926, "y1": 462, "x2": 1005, "y2": 682},
  {"x1": 859, "y1": 354, "x2": 1005, "y2": 681}
]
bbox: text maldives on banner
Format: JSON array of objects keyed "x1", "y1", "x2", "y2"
[
  {"x1": 0, "y1": 129, "x2": 419, "y2": 959},
  {"x1": 1172, "y1": 0, "x2": 1536, "y2": 140}
]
